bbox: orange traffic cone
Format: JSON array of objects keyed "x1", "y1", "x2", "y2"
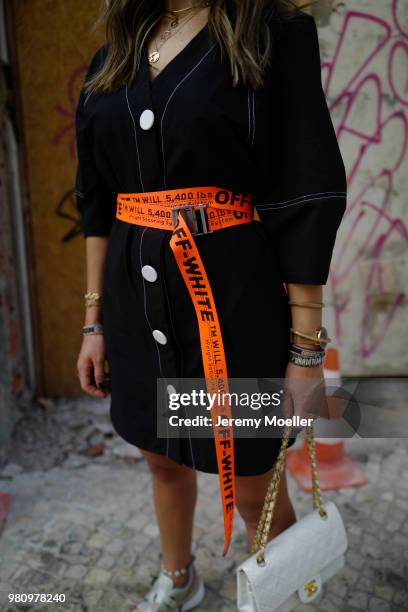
[
  {"x1": 0, "y1": 492, "x2": 12, "y2": 532},
  {"x1": 286, "y1": 345, "x2": 368, "y2": 492}
]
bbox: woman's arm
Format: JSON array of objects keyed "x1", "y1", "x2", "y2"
[
  {"x1": 84, "y1": 237, "x2": 108, "y2": 325},
  {"x1": 77, "y1": 237, "x2": 109, "y2": 398},
  {"x1": 74, "y1": 48, "x2": 114, "y2": 397},
  {"x1": 287, "y1": 283, "x2": 322, "y2": 348},
  {"x1": 284, "y1": 283, "x2": 327, "y2": 422}
]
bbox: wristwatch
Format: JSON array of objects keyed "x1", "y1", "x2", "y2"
[{"x1": 290, "y1": 326, "x2": 331, "y2": 348}]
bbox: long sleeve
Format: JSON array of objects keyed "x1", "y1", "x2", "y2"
[
  {"x1": 256, "y1": 13, "x2": 347, "y2": 285},
  {"x1": 75, "y1": 47, "x2": 114, "y2": 238}
]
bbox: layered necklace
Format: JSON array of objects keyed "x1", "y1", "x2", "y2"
[{"x1": 148, "y1": 1, "x2": 210, "y2": 67}]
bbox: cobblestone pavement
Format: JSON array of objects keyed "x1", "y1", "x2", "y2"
[{"x1": 0, "y1": 396, "x2": 407, "y2": 611}]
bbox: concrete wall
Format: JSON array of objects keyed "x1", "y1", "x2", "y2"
[{"x1": 318, "y1": 0, "x2": 408, "y2": 375}]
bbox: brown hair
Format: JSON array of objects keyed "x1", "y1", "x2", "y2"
[{"x1": 86, "y1": 0, "x2": 312, "y2": 92}]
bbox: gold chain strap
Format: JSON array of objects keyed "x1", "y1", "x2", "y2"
[
  {"x1": 251, "y1": 424, "x2": 327, "y2": 566},
  {"x1": 305, "y1": 426, "x2": 327, "y2": 518}
]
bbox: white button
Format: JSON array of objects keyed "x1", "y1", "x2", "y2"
[
  {"x1": 140, "y1": 109, "x2": 155, "y2": 130},
  {"x1": 141, "y1": 265, "x2": 158, "y2": 283},
  {"x1": 153, "y1": 329, "x2": 167, "y2": 345},
  {"x1": 167, "y1": 384, "x2": 177, "y2": 396}
]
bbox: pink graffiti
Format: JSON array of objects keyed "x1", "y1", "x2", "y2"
[
  {"x1": 392, "y1": 0, "x2": 408, "y2": 39},
  {"x1": 326, "y1": 5, "x2": 408, "y2": 360},
  {"x1": 388, "y1": 41, "x2": 408, "y2": 106},
  {"x1": 52, "y1": 65, "x2": 88, "y2": 160}
]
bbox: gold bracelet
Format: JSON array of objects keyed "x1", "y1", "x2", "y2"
[
  {"x1": 288, "y1": 301, "x2": 324, "y2": 309},
  {"x1": 84, "y1": 292, "x2": 102, "y2": 308},
  {"x1": 290, "y1": 328, "x2": 331, "y2": 346}
]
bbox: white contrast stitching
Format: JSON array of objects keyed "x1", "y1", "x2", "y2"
[
  {"x1": 256, "y1": 191, "x2": 347, "y2": 208},
  {"x1": 257, "y1": 192, "x2": 347, "y2": 211},
  {"x1": 125, "y1": 85, "x2": 145, "y2": 192},
  {"x1": 74, "y1": 190, "x2": 86, "y2": 198},
  {"x1": 257, "y1": 191, "x2": 347, "y2": 208},
  {"x1": 161, "y1": 46, "x2": 215, "y2": 188}
]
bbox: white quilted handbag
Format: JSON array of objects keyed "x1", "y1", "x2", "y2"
[{"x1": 237, "y1": 427, "x2": 348, "y2": 612}]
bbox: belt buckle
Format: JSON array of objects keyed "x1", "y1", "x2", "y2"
[{"x1": 171, "y1": 203, "x2": 212, "y2": 236}]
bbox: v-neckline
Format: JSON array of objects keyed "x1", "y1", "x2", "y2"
[{"x1": 145, "y1": 23, "x2": 209, "y2": 88}]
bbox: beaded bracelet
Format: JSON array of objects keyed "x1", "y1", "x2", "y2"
[
  {"x1": 289, "y1": 343, "x2": 325, "y2": 367},
  {"x1": 289, "y1": 351, "x2": 325, "y2": 367}
]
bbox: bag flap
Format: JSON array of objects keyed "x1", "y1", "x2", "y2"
[{"x1": 237, "y1": 501, "x2": 347, "y2": 611}]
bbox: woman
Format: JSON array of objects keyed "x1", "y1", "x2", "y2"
[{"x1": 76, "y1": 0, "x2": 346, "y2": 609}]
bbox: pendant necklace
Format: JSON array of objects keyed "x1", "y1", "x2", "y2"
[{"x1": 148, "y1": 1, "x2": 209, "y2": 66}]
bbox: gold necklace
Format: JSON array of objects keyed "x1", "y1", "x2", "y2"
[
  {"x1": 148, "y1": 2, "x2": 208, "y2": 66},
  {"x1": 168, "y1": 4, "x2": 198, "y2": 14}
]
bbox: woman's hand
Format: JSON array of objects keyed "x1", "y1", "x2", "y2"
[
  {"x1": 77, "y1": 335, "x2": 109, "y2": 398},
  {"x1": 282, "y1": 361, "x2": 327, "y2": 424}
]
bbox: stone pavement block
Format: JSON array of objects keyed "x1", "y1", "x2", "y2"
[
  {"x1": 324, "y1": 592, "x2": 348, "y2": 610},
  {"x1": 0, "y1": 563, "x2": 21, "y2": 582},
  {"x1": 357, "y1": 575, "x2": 374, "y2": 591},
  {"x1": 393, "y1": 590, "x2": 408, "y2": 609},
  {"x1": 198, "y1": 592, "x2": 231, "y2": 611},
  {"x1": 100, "y1": 520, "x2": 125, "y2": 537},
  {"x1": 385, "y1": 520, "x2": 400, "y2": 533},
  {"x1": 76, "y1": 544, "x2": 100, "y2": 566},
  {"x1": 97, "y1": 553, "x2": 116, "y2": 571},
  {"x1": 219, "y1": 575, "x2": 236, "y2": 602},
  {"x1": 374, "y1": 584, "x2": 393, "y2": 602},
  {"x1": 341, "y1": 566, "x2": 360, "y2": 587},
  {"x1": 143, "y1": 523, "x2": 160, "y2": 539},
  {"x1": 348, "y1": 590, "x2": 369, "y2": 610},
  {"x1": 110, "y1": 568, "x2": 140, "y2": 598},
  {"x1": 329, "y1": 578, "x2": 348, "y2": 599},
  {"x1": 368, "y1": 597, "x2": 391, "y2": 611},
  {"x1": 347, "y1": 550, "x2": 365, "y2": 570},
  {"x1": 127, "y1": 513, "x2": 150, "y2": 531},
  {"x1": 105, "y1": 537, "x2": 125, "y2": 555},
  {"x1": 116, "y1": 549, "x2": 138, "y2": 570},
  {"x1": 87, "y1": 531, "x2": 111, "y2": 549},
  {"x1": 65, "y1": 564, "x2": 88, "y2": 580},
  {"x1": 84, "y1": 567, "x2": 111, "y2": 586},
  {"x1": 80, "y1": 587, "x2": 104, "y2": 609},
  {"x1": 317, "y1": 597, "x2": 342, "y2": 612},
  {"x1": 60, "y1": 541, "x2": 82, "y2": 555},
  {"x1": 9, "y1": 566, "x2": 56, "y2": 589}
]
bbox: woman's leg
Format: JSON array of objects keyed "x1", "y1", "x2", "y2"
[
  {"x1": 236, "y1": 467, "x2": 296, "y2": 550},
  {"x1": 140, "y1": 449, "x2": 197, "y2": 587}
]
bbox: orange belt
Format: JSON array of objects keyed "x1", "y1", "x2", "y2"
[{"x1": 117, "y1": 186, "x2": 254, "y2": 555}]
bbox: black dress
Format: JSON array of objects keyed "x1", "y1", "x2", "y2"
[{"x1": 75, "y1": 13, "x2": 346, "y2": 475}]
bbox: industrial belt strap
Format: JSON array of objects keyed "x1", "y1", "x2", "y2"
[{"x1": 116, "y1": 186, "x2": 254, "y2": 555}]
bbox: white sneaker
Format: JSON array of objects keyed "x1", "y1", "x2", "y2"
[{"x1": 132, "y1": 562, "x2": 205, "y2": 611}]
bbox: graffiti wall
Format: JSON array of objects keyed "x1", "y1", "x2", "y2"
[{"x1": 319, "y1": 0, "x2": 408, "y2": 375}]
